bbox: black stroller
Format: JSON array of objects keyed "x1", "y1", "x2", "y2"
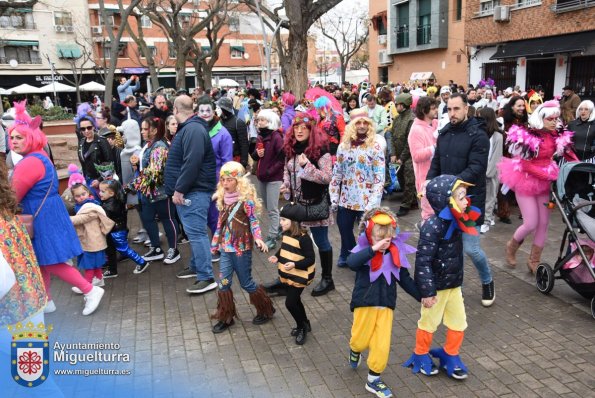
[{"x1": 536, "y1": 162, "x2": 595, "y2": 318}]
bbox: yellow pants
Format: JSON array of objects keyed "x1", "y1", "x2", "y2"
[
  {"x1": 418, "y1": 287, "x2": 467, "y2": 333},
  {"x1": 349, "y1": 307, "x2": 393, "y2": 374}
]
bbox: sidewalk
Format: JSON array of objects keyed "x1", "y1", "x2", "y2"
[{"x1": 42, "y1": 195, "x2": 595, "y2": 397}]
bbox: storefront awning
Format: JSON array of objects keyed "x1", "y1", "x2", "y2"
[
  {"x1": 4, "y1": 40, "x2": 38, "y2": 47},
  {"x1": 410, "y1": 72, "x2": 435, "y2": 81},
  {"x1": 57, "y1": 44, "x2": 81, "y2": 59},
  {"x1": 490, "y1": 31, "x2": 595, "y2": 60},
  {"x1": 121, "y1": 67, "x2": 148, "y2": 74}
]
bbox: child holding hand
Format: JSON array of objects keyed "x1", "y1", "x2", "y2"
[
  {"x1": 347, "y1": 207, "x2": 419, "y2": 398},
  {"x1": 403, "y1": 175, "x2": 480, "y2": 381},
  {"x1": 268, "y1": 208, "x2": 316, "y2": 345}
]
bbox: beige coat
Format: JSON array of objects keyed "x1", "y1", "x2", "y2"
[{"x1": 70, "y1": 203, "x2": 114, "y2": 252}]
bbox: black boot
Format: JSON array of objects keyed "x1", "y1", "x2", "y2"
[
  {"x1": 311, "y1": 249, "x2": 335, "y2": 297},
  {"x1": 295, "y1": 322, "x2": 308, "y2": 345},
  {"x1": 291, "y1": 319, "x2": 311, "y2": 336},
  {"x1": 264, "y1": 277, "x2": 287, "y2": 296}
]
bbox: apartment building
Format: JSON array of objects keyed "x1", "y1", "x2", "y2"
[
  {"x1": 370, "y1": 0, "x2": 468, "y2": 86},
  {"x1": 467, "y1": 0, "x2": 595, "y2": 99},
  {"x1": 87, "y1": 0, "x2": 281, "y2": 91},
  {"x1": 0, "y1": 0, "x2": 93, "y2": 89}
]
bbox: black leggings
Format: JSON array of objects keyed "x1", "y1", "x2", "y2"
[{"x1": 285, "y1": 285, "x2": 307, "y2": 326}]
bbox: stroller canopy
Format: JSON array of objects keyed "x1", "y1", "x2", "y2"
[{"x1": 556, "y1": 162, "x2": 595, "y2": 200}]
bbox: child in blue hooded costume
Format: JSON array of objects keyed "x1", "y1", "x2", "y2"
[
  {"x1": 347, "y1": 207, "x2": 420, "y2": 398},
  {"x1": 403, "y1": 174, "x2": 481, "y2": 380}
]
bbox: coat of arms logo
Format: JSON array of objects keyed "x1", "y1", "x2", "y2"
[{"x1": 8, "y1": 321, "x2": 53, "y2": 387}]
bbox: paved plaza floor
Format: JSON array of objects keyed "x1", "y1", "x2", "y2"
[{"x1": 41, "y1": 194, "x2": 595, "y2": 397}]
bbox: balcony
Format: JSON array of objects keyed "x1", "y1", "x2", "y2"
[
  {"x1": 0, "y1": 56, "x2": 42, "y2": 65},
  {"x1": 396, "y1": 27, "x2": 409, "y2": 49},
  {"x1": 550, "y1": 0, "x2": 595, "y2": 13},
  {"x1": 0, "y1": 19, "x2": 37, "y2": 30},
  {"x1": 417, "y1": 24, "x2": 431, "y2": 45}
]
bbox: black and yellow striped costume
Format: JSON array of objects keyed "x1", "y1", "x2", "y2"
[{"x1": 276, "y1": 233, "x2": 316, "y2": 288}]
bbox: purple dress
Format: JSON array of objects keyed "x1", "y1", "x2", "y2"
[{"x1": 19, "y1": 153, "x2": 82, "y2": 266}]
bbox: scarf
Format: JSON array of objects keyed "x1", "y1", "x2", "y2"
[
  {"x1": 74, "y1": 197, "x2": 101, "y2": 213},
  {"x1": 353, "y1": 132, "x2": 367, "y2": 147},
  {"x1": 223, "y1": 191, "x2": 240, "y2": 205},
  {"x1": 258, "y1": 128, "x2": 273, "y2": 138},
  {"x1": 350, "y1": 231, "x2": 416, "y2": 284},
  {"x1": 293, "y1": 140, "x2": 308, "y2": 155},
  {"x1": 209, "y1": 120, "x2": 223, "y2": 138},
  {"x1": 438, "y1": 197, "x2": 481, "y2": 239}
]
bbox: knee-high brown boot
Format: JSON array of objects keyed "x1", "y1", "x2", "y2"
[
  {"x1": 506, "y1": 238, "x2": 523, "y2": 267},
  {"x1": 527, "y1": 245, "x2": 544, "y2": 274},
  {"x1": 211, "y1": 289, "x2": 237, "y2": 322},
  {"x1": 249, "y1": 285, "x2": 275, "y2": 325}
]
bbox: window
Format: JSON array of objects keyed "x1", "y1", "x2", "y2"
[
  {"x1": 98, "y1": 12, "x2": 115, "y2": 27},
  {"x1": 517, "y1": 0, "x2": 541, "y2": 7},
  {"x1": 102, "y1": 42, "x2": 128, "y2": 58},
  {"x1": 483, "y1": 61, "x2": 516, "y2": 91},
  {"x1": 0, "y1": 45, "x2": 40, "y2": 64},
  {"x1": 0, "y1": 9, "x2": 35, "y2": 29},
  {"x1": 229, "y1": 16, "x2": 240, "y2": 32},
  {"x1": 140, "y1": 15, "x2": 152, "y2": 28},
  {"x1": 179, "y1": 15, "x2": 191, "y2": 28},
  {"x1": 417, "y1": 0, "x2": 431, "y2": 45},
  {"x1": 455, "y1": 0, "x2": 463, "y2": 21},
  {"x1": 141, "y1": 46, "x2": 157, "y2": 58},
  {"x1": 230, "y1": 45, "x2": 244, "y2": 59},
  {"x1": 168, "y1": 43, "x2": 177, "y2": 58},
  {"x1": 569, "y1": 55, "x2": 595, "y2": 98},
  {"x1": 376, "y1": 16, "x2": 387, "y2": 35},
  {"x1": 54, "y1": 11, "x2": 73, "y2": 27},
  {"x1": 479, "y1": 0, "x2": 500, "y2": 15},
  {"x1": 396, "y1": 2, "x2": 409, "y2": 48}
]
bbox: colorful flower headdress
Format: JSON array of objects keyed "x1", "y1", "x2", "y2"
[{"x1": 219, "y1": 161, "x2": 245, "y2": 179}]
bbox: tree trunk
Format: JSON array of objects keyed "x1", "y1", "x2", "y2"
[
  {"x1": 76, "y1": 89, "x2": 82, "y2": 105},
  {"x1": 104, "y1": 48, "x2": 119, "y2": 109},
  {"x1": 175, "y1": 52, "x2": 187, "y2": 90},
  {"x1": 282, "y1": 32, "x2": 308, "y2": 98}
]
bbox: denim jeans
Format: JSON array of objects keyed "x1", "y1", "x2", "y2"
[
  {"x1": 336, "y1": 206, "x2": 363, "y2": 263},
  {"x1": 462, "y1": 226, "x2": 492, "y2": 284},
  {"x1": 309, "y1": 226, "x2": 331, "y2": 252},
  {"x1": 140, "y1": 196, "x2": 178, "y2": 250},
  {"x1": 218, "y1": 250, "x2": 257, "y2": 293},
  {"x1": 176, "y1": 190, "x2": 213, "y2": 281}
]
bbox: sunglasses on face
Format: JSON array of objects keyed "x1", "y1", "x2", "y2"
[{"x1": 81, "y1": 126, "x2": 94, "y2": 131}]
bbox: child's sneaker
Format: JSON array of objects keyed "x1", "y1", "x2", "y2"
[
  {"x1": 448, "y1": 366, "x2": 468, "y2": 380},
  {"x1": 429, "y1": 347, "x2": 468, "y2": 380},
  {"x1": 349, "y1": 350, "x2": 362, "y2": 369},
  {"x1": 133, "y1": 261, "x2": 150, "y2": 274},
  {"x1": 365, "y1": 377, "x2": 393, "y2": 398},
  {"x1": 103, "y1": 270, "x2": 118, "y2": 278}
]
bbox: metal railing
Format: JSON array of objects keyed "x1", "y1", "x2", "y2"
[
  {"x1": 396, "y1": 27, "x2": 408, "y2": 48},
  {"x1": 417, "y1": 24, "x2": 431, "y2": 45},
  {"x1": 0, "y1": 21, "x2": 37, "y2": 30},
  {"x1": 550, "y1": 0, "x2": 595, "y2": 13}
]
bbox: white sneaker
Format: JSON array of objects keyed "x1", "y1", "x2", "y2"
[
  {"x1": 490, "y1": 220, "x2": 495, "y2": 226},
  {"x1": 82, "y1": 286, "x2": 104, "y2": 316},
  {"x1": 144, "y1": 239, "x2": 151, "y2": 247},
  {"x1": 92, "y1": 277, "x2": 105, "y2": 287},
  {"x1": 133, "y1": 231, "x2": 149, "y2": 243},
  {"x1": 44, "y1": 300, "x2": 56, "y2": 313},
  {"x1": 480, "y1": 224, "x2": 490, "y2": 234}
]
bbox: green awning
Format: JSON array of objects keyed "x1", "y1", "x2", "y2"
[
  {"x1": 201, "y1": 46, "x2": 211, "y2": 52},
  {"x1": 5, "y1": 40, "x2": 39, "y2": 47},
  {"x1": 230, "y1": 45, "x2": 245, "y2": 52},
  {"x1": 57, "y1": 44, "x2": 82, "y2": 59}
]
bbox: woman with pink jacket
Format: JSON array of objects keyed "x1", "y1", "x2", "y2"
[{"x1": 407, "y1": 96, "x2": 438, "y2": 222}]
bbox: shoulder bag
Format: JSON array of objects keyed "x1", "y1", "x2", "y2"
[{"x1": 280, "y1": 157, "x2": 329, "y2": 222}]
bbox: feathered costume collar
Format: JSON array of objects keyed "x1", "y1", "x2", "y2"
[
  {"x1": 438, "y1": 196, "x2": 481, "y2": 240},
  {"x1": 507, "y1": 124, "x2": 573, "y2": 160},
  {"x1": 350, "y1": 209, "x2": 416, "y2": 284}
]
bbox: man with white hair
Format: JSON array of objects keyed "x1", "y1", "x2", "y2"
[{"x1": 438, "y1": 86, "x2": 451, "y2": 116}]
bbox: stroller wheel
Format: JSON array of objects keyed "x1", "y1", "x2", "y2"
[
  {"x1": 591, "y1": 297, "x2": 595, "y2": 319},
  {"x1": 536, "y1": 263, "x2": 555, "y2": 294}
]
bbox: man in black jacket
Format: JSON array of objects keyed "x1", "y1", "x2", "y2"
[
  {"x1": 425, "y1": 93, "x2": 495, "y2": 307},
  {"x1": 216, "y1": 96, "x2": 249, "y2": 169},
  {"x1": 164, "y1": 95, "x2": 218, "y2": 295}
]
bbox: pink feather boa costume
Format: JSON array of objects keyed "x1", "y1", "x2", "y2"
[{"x1": 497, "y1": 124, "x2": 574, "y2": 195}]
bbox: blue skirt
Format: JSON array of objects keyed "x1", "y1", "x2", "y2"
[{"x1": 77, "y1": 250, "x2": 106, "y2": 270}]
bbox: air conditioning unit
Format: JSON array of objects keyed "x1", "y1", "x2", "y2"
[
  {"x1": 91, "y1": 26, "x2": 102, "y2": 35},
  {"x1": 493, "y1": 5, "x2": 510, "y2": 22},
  {"x1": 65, "y1": 25, "x2": 74, "y2": 33},
  {"x1": 378, "y1": 34, "x2": 387, "y2": 45},
  {"x1": 379, "y1": 50, "x2": 392, "y2": 64},
  {"x1": 54, "y1": 25, "x2": 64, "y2": 32}
]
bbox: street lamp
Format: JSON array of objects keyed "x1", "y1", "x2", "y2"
[{"x1": 254, "y1": 0, "x2": 288, "y2": 98}]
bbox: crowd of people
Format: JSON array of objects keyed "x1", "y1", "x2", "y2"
[{"x1": 2, "y1": 74, "x2": 594, "y2": 398}]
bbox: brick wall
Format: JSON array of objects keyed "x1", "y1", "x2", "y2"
[{"x1": 466, "y1": 0, "x2": 595, "y2": 46}]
